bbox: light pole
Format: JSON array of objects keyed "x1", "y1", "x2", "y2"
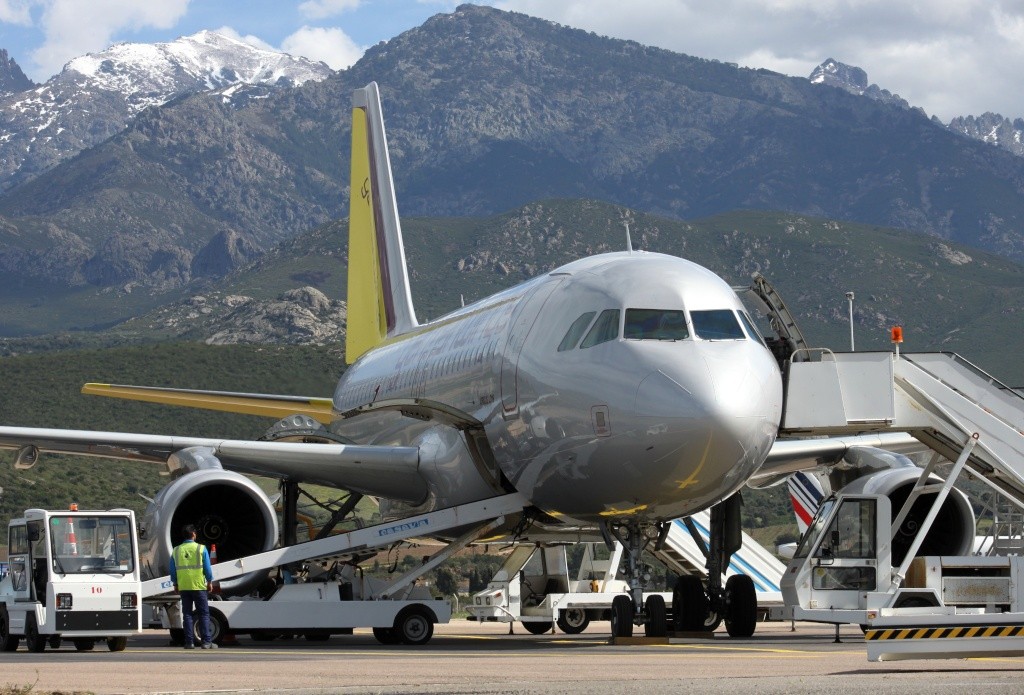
[{"x1": 845, "y1": 291, "x2": 855, "y2": 351}]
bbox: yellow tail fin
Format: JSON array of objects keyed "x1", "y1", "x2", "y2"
[{"x1": 345, "y1": 82, "x2": 418, "y2": 365}]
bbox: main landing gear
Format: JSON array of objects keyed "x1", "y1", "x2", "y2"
[
  {"x1": 675, "y1": 494, "x2": 757, "y2": 638},
  {"x1": 604, "y1": 494, "x2": 758, "y2": 639}
]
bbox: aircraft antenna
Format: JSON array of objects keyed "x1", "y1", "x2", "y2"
[{"x1": 624, "y1": 223, "x2": 633, "y2": 253}]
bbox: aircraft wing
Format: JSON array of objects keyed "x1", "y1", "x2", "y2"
[
  {"x1": 749, "y1": 431, "x2": 927, "y2": 487},
  {"x1": 0, "y1": 426, "x2": 425, "y2": 502}
]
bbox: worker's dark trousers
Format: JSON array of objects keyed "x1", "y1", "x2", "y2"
[{"x1": 180, "y1": 590, "x2": 211, "y2": 645}]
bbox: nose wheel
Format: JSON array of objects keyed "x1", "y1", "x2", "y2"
[{"x1": 604, "y1": 520, "x2": 670, "y2": 638}]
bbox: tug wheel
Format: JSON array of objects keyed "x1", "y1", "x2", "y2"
[
  {"x1": 394, "y1": 608, "x2": 434, "y2": 646},
  {"x1": 556, "y1": 608, "x2": 590, "y2": 634},
  {"x1": 0, "y1": 608, "x2": 19, "y2": 652}
]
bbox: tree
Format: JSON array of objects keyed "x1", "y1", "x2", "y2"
[{"x1": 433, "y1": 566, "x2": 460, "y2": 596}]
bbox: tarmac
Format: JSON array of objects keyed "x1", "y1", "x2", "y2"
[{"x1": 0, "y1": 619, "x2": 1022, "y2": 695}]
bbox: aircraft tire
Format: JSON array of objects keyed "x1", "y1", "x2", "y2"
[
  {"x1": 644, "y1": 594, "x2": 667, "y2": 637},
  {"x1": 724, "y1": 574, "x2": 757, "y2": 638},
  {"x1": 673, "y1": 575, "x2": 710, "y2": 631},
  {"x1": 610, "y1": 595, "x2": 633, "y2": 638}
]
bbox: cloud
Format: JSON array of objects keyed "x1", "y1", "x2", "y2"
[
  {"x1": 0, "y1": 0, "x2": 33, "y2": 25},
  {"x1": 212, "y1": 25, "x2": 277, "y2": 52},
  {"x1": 28, "y1": 0, "x2": 190, "y2": 79},
  {"x1": 281, "y1": 25, "x2": 363, "y2": 69},
  {"x1": 496, "y1": 0, "x2": 1024, "y2": 120},
  {"x1": 298, "y1": 0, "x2": 361, "y2": 20}
]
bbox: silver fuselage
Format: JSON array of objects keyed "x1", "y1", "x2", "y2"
[{"x1": 332, "y1": 251, "x2": 782, "y2": 525}]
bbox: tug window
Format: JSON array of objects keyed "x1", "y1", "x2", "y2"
[
  {"x1": 690, "y1": 310, "x2": 744, "y2": 340},
  {"x1": 580, "y1": 309, "x2": 620, "y2": 348},
  {"x1": 624, "y1": 309, "x2": 689, "y2": 341},
  {"x1": 558, "y1": 312, "x2": 596, "y2": 352}
]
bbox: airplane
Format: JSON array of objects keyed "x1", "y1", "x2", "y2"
[{"x1": 0, "y1": 82, "x2": 928, "y2": 638}]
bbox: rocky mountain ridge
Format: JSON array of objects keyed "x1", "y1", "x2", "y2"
[
  {"x1": 119, "y1": 285, "x2": 346, "y2": 345},
  {"x1": 808, "y1": 58, "x2": 911, "y2": 109},
  {"x1": 0, "y1": 49, "x2": 33, "y2": 94},
  {"x1": 5, "y1": 5, "x2": 1024, "y2": 327},
  {"x1": 0, "y1": 30, "x2": 331, "y2": 192},
  {"x1": 808, "y1": 58, "x2": 1024, "y2": 159}
]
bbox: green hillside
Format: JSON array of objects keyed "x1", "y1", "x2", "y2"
[
  {"x1": 208, "y1": 201, "x2": 1024, "y2": 384},
  {"x1": 0, "y1": 343, "x2": 341, "y2": 521}
]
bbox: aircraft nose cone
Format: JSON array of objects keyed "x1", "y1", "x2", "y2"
[
  {"x1": 702, "y1": 349, "x2": 782, "y2": 462},
  {"x1": 634, "y1": 362, "x2": 712, "y2": 419}
]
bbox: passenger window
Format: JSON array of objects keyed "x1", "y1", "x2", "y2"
[
  {"x1": 625, "y1": 309, "x2": 689, "y2": 341},
  {"x1": 690, "y1": 310, "x2": 744, "y2": 340},
  {"x1": 738, "y1": 311, "x2": 767, "y2": 347},
  {"x1": 558, "y1": 312, "x2": 596, "y2": 352},
  {"x1": 580, "y1": 309, "x2": 620, "y2": 348}
]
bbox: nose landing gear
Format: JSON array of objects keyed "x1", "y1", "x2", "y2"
[{"x1": 603, "y1": 519, "x2": 671, "y2": 638}]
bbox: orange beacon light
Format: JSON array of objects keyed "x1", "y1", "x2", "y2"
[{"x1": 891, "y1": 326, "x2": 903, "y2": 358}]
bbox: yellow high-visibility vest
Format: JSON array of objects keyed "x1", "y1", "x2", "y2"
[{"x1": 173, "y1": 541, "x2": 207, "y2": 591}]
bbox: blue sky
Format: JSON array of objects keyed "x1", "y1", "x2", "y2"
[{"x1": 2, "y1": 1, "x2": 1024, "y2": 121}]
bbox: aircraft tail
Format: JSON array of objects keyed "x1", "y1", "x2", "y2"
[
  {"x1": 788, "y1": 471, "x2": 827, "y2": 534},
  {"x1": 345, "y1": 82, "x2": 418, "y2": 365}
]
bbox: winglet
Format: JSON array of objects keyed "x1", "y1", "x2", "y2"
[{"x1": 345, "y1": 82, "x2": 418, "y2": 365}]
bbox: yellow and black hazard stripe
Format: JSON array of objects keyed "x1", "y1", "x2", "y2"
[{"x1": 865, "y1": 625, "x2": 1024, "y2": 641}]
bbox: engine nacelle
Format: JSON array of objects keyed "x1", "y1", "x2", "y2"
[
  {"x1": 139, "y1": 468, "x2": 279, "y2": 596},
  {"x1": 835, "y1": 460, "x2": 975, "y2": 564}
]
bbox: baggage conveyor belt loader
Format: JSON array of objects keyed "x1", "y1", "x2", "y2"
[
  {"x1": 467, "y1": 510, "x2": 786, "y2": 635},
  {"x1": 143, "y1": 493, "x2": 528, "y2": 646}
]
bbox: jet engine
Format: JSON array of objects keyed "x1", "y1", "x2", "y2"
[
  {"x1": 831, "y1": 447, "x2": 975, "y2": 564},
  {"x1": 139, "y1": 468, "x2": 279, "y2": 596}
]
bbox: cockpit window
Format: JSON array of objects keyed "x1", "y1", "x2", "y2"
[
  {"x1": 690, "y1": 310, "x2": 745, "y2": 340},
  {"x1": 558, "y1": 311, "x2": 596, "y2": 352},
  {"x1": 624, "y1": 309, "x2": 689, "y2": 341},
  {"x1": 580, "y1": 309, "x2": 620, "y2": 348},
  {"x1": 737, "y1": 310, "x2": 767, "y2": 347}
]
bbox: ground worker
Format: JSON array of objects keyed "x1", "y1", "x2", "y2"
[{"x1": 169, "y1": 524, "x2": 217, "y2": 650}]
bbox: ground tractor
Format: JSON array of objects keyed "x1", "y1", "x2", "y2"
[{"x1": 0, "y1": 507, "x2": 141, "y2": 652}]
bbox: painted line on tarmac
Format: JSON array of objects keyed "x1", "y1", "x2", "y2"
[{"x1": 130, "y1": 641, "x2": 822, "y2": 659}]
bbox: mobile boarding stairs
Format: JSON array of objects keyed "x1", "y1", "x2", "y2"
[
  {"x1": 782, "y1": 348, "x2": 1024, "y2": 659},
  {"x1": 782, "y1": 350, "x2": 1024, "y2": 517}
]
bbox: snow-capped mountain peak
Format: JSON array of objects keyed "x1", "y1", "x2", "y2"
[
  {"x1": 67, "y1": 30, "x2": 328, "y2": 98},
  {"x1": 807, "y1": 58, "x2": 909, "y2": 110},
  {"x1": 809, "y1": 58, "x2": 868, "y2": 93},
  {"x1": 0, "y1": 32, "x2": 332, "y2": 192}
]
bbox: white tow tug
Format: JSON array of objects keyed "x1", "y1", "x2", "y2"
[{"x1": 0, "y1": 506, "x2": 142, "y2": 652}]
